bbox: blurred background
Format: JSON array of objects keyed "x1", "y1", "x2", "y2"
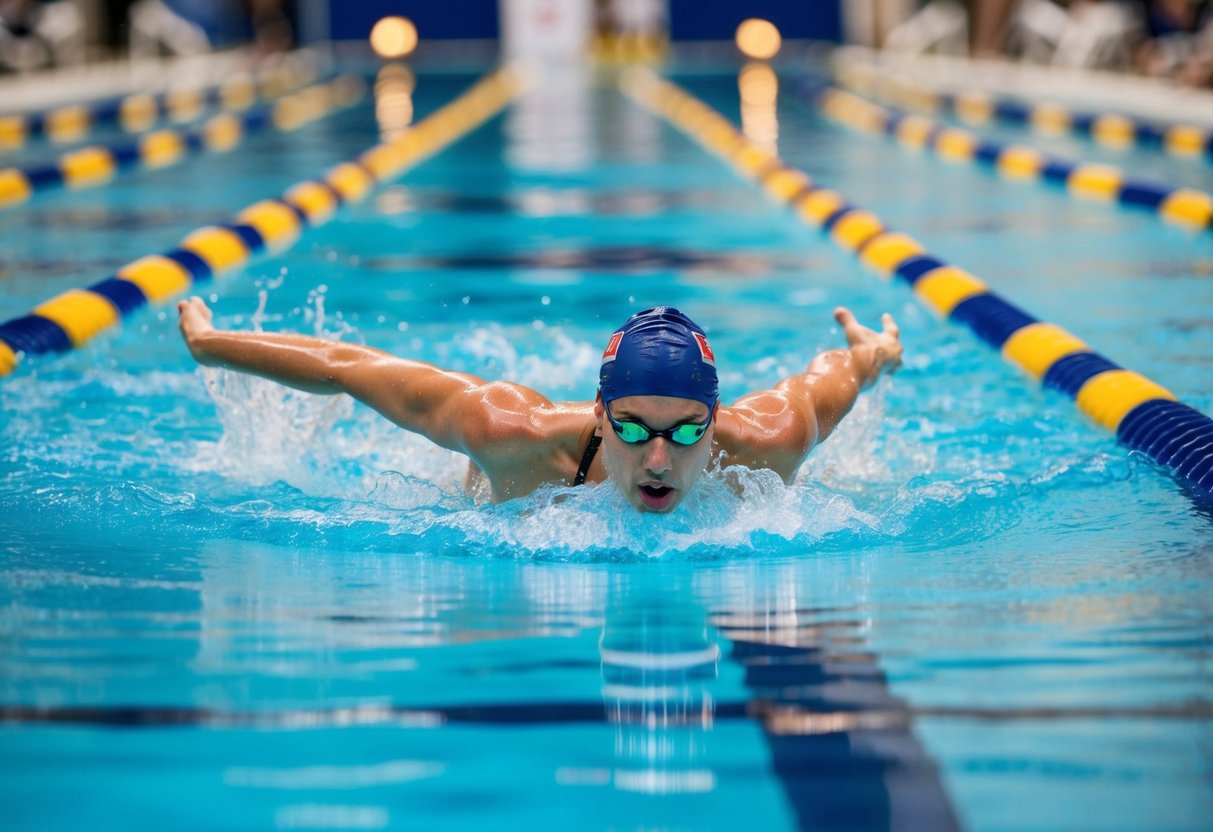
[{"x1": 1, "y1": 0, "x2": 1210, "y2": 87}]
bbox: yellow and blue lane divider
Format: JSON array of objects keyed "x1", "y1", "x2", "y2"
[
  {"x1": 789, "y1": 78, "x2": 1213, "y2": 234},
  {"x1": 0, "y1": 75, "x2": 365, "y2": 211},
  {"x1": 0, "y1": 66, "x2": 529, "y2": 380},
  {"x1": 0, "y1": 54, "x2": 318, "y2": 149},
  {"x1": 619, "y1": 68, "x2": 1213, "y2": 500},
  {"x1": 835, "y1": 61, "x2": 1213, "y2": 162}
]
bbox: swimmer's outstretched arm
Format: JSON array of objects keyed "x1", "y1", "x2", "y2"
[
  {"x1": 796, "y1": 306, "x2": 902, "y2": 441},
  {"x1": 176, "y1": 297, "x2": 550, "y2": 457},
  {"x1": 723, "y1": 307, "x2": 901, "y2": 475}
]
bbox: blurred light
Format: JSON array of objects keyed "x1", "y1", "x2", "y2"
[
  {"x1": 735, "y1": 18, "x2": 781, "y2": 61},
  {"x1": 739, "y1": 62, "x2": 778, "y2": 106},
  {"x1": 739, "y1": 62, "x2": 778, "y2": 153},
  {"x1": 375, "y1": 63, "x2": 415, "y2": 140},
  {"x1": 370, "y1": 16, "x2": 418, "y2": 59}
]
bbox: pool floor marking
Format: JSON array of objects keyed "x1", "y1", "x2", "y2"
[
  {"x1": 723, "y1": 630, "x2": 962, "y2": 832},
  {"x1": 801, "y1": 83, "x2": 1213, "y2": 233},
  {"x1": 0, "y1": 75, "x2": 365, "y2": 212},
  {"x1": 0, "y1": 66, "x2": 529, "y2": 380},
  {"x1": 3, "y1": 697, "x2": 1212, "y2": 728},
  {"x1": 620, "y1": 68, "x2": 1213, "y2": 499},
  {"x1": 0, "y1": 50, "x2": 319, "y2": 150},
  {"x1": 835, "y1": 60, "x2": 1213, "y2": 162}
]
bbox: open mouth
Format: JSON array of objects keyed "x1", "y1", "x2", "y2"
[{"x1": 638, "y1": 483, "x2": 675, "y2": 510}]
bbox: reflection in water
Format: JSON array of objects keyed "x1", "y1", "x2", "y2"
[
  {"x1": 362, "y1": 245, "x2": 782, "y2": 275},
  {"x1": 739, "y1": 62, "x2": 779, "y2": 154},
  {"x1": 599, "y1": 599, "x2": 719, "y2": 794},
  {"x1": 602, "y1": 74, "x2": 662, "y2": 164},
  {"x1": 374, "y1": 185, "x2": 732, "y2": 217},
  {"x1": 374, "y1": 63, "x2": 415, "y2": 141},
  {"x1": 4, "y1": 545, "x2": 1205, "y2": 830},
  {"x1": 507, "y1": 66, "x2": 592, "y2": 172},
  {"x1": 711, "y1": 608, "x2": 961, "y2": 832}
]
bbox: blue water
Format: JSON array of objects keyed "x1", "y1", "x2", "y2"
[{"x1": 1, "y1": 67, "x2": 1211, "y2": 831}]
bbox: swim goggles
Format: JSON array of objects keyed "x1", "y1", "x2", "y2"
[{"x1": 603, "y1": 399, "x2": 714, "y2": 446}]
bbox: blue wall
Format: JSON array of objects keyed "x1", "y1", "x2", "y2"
[
  {"x1": 327, "y1": 1, "x2": 841, "y2": 43},
  {"x1": 668, "y1": 1, "x2": 841, "y2": 42},
  {"x1": 329, "y1": 1, "x2": 501, "y2": 42}
]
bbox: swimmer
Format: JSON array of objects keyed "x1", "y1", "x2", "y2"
[{"x1": 177, "y1": 298, "x2": 902, "y2": 512}]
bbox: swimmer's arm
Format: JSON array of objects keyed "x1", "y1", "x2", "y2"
[
  {"x1": 784, "y1": 306, "x2": 902, "y2": 443},
  {"x1": 725, "y1": 307, "x2": 901, "y2": 473},
  {"x1": 177, "y1": 297, "x2": 534, "y2": 453}
]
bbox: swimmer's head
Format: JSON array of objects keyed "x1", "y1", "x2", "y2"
[
  {"x1": 596, "y1": 308, "x2": 719, "y2": 513},
  {"x1": 598, "y1": 307, "x2": 719, "y2": 409}
]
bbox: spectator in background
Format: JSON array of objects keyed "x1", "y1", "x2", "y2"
[
  {"x1": 128, "y1": 0, "x2": 292, "y2": 59},
  {"x1": 0, "y1": 0, "x2": 82, "y2": 71},
  {"x1": 887, "y1": 0, "x2": 1213, "y2": 83},
  {"x1": 1132, "y1": 0, "x2": 1213, "y2": 85},
  {"x1": 1002, "y1": 0, "x2": 1140, "y2": 69}
]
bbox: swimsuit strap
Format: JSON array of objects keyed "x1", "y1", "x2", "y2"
[{"x1": 573, "y1": 433, "x2": 602, "y2": 486}]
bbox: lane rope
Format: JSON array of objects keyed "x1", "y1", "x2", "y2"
[
  {"x1": 619, "y1": 67, "x2": 1213, "y2": 500},
  {"x1": 786, "y1": 78, "x2": 1213, "y2": 234},
  {"x1": 835, "y1": 60, "x2": 1213, "y2": 163},
  {"x1": 0, "y1": 66, "x2": 530, "y2": 380},
  {"x1": 0, "y1": 51, "x2": 320, "y2": 150},
  {"x1": 0, "y1": 75, "x2": 366, "y2": 211}
]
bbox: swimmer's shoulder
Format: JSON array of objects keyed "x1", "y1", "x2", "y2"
[
  {"x1": 466, "y1": 399, "x2": 597, "y2": 486},
  {"x1": 713, "y1": 400, "x2": 816, "y2": 480}
]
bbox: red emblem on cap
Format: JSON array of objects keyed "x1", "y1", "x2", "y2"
[
  {"x1": 693, "y1": 332, "x2": 716, "y2": 366},
  {"x1": 602, "y1": 331, "x2": 624, "y2": 362}
]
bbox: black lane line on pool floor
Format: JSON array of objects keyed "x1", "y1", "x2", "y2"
[
  {"x1": 3, "y1": 700, "x2": 1210, "y2": 727},
  {"x1": 718, "y1": 619, "x2": 962, "y2": 832}
]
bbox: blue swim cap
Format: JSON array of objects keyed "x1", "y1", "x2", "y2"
[{"x1": 599, "y1": 307, "x2": 719, "y2": 408}]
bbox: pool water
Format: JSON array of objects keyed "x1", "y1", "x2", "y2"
[{"x1": 1, "y1": 67, "x2": 1211, "y2": 831}]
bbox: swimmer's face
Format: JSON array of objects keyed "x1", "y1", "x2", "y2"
[{"x1": 595, "y1": 394, "x2": 716, "y2": 513}]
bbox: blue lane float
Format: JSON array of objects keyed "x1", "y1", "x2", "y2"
[{"x1": 620, "y1": 67, "x2": 1213, "y2": 501}]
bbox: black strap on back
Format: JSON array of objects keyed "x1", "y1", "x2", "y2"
[{"x1": 573, "y1": 434, "x2": 602, "y2": 486}]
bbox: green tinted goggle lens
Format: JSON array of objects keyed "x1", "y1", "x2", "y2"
[
  {"x1": 614, "y1": 420, "x2": 707, "y2": 445},
  {"x1": 605, "y1": 401, "x2": 713, "y2": 446}
]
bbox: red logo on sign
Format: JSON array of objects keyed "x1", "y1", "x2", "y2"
[
  {"x1": 602, "y1": 332, "x2": 624, "y2": 362},
  {"x1": 693, "y1": 333, "x2": 716, "y2": 366}
]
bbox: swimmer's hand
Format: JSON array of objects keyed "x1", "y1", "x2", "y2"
[
  {"x1": 834, "y1": 306, "x2": 902, "y2": 387},
  {"x1": 177, "y1": 296, "x2": 218, "y2": 365}
]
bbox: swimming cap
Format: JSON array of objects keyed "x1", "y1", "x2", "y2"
[{"x1": 599, "y1": 307, "x2": 719, "y2": 408}]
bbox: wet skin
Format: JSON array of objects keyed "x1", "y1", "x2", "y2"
[
  {"x1": 179, "y1": 298, "x2": 902, "y2": 510},
  {"x1": 593, "y1": 395, "x2": 716, "y2": 513}
]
